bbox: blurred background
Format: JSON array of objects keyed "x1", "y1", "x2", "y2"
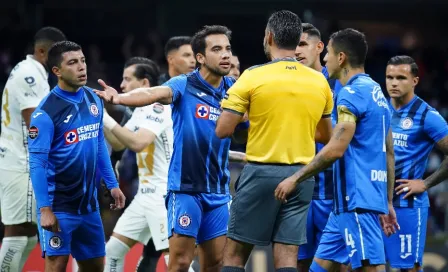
[{"x1": 1, "y1": 0, "x2": 448, "y2": 271}]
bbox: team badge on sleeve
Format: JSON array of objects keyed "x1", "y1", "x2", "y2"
[
  {"x1": 178, "y1": 214, "x2": 191, "y2": 228},
  {"x1": 89, "y1": 103, "x2": 99, "y2": 117},
  {"x1": 49, "y1": 236, "x2": 62, "y2": 249},
  {"x1": 28, "y1": 126, "x2": 39, "y2": 139}
]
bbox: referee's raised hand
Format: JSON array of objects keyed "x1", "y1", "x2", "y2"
[{"x1": 95, "y1": 79, "x2": 121, "y2": 104}]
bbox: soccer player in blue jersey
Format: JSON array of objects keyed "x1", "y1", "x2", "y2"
[
  {"x1": 95, "y1": 25, "x2": 244, "y2": 272},
  {"x1": 294, "y1": 23, "x2": 342, "y2": 272},
  {"x1": 275, "y1": 28, "x2": 400, "y2": 272},
  {"x1": 382, "y1": 56, "x2": 448, "y2": 272},
  {"x1": 28, "y1": 41, "x2": 125, "y2": 272}
]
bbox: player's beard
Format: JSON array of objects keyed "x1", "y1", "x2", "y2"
[
  {"x1": 204, "y1": 62, "x2": 229, "y2": 77},
  {"x1": 263, "y1": 40, "x2": 271, "y2": 61}
]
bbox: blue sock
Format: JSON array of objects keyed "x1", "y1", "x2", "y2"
[
  {"x1": 221, "y1": 267, "x2": 245, "y2": 272},
  {"x1": 276, "y1": 268, "x2": 297, "y2": 272},
  {"x1": 310, "y1": 261, "x2": 328, "y2": 272}
]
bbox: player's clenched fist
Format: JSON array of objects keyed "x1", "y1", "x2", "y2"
[
  {"x1": 95, "y1": 79, "x2": 121, "y2": 104},
  {"x1": 40, "y1": 207, "x2": 61, "y2": 233},
  {"x1": 110, "y1": 188, "x2": 126, "y2": 210}
]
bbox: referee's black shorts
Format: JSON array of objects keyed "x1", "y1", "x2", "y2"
[{"x1": 227, "y1": 162, "x2": 314, "y2": 246}]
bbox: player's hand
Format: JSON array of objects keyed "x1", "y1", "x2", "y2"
[
  {"x1": 274, "y1": 176, "x2": 297, "y2": 203},
  {"x1": 380, "y1": 204, "x2": 400, "y2": 237},
  {"x1": 395, "y1": 179, "x2": 426, "y2": 199},
  {"x1": 40, "y1": 207, "x2": 61, "y2": 233},
  {"x1": 95, "y1": 79, "x2": 121, "y2": 104},
  {"x1": 110, "y1": 187, "x2": 126, "y2": 210}
]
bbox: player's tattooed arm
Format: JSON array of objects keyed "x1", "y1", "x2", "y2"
[
  {"x1": 396, "y1": 135, "x2": 448, "y2": 197},
  {"x1": 423, "y1": 136, "x2": 448, "y2": 189},
  {"x1": 385, "y1": 128, "x2": 395, "y2": 203},
  {"x1": 275, "y1": 118, "x2": 356, "y2": 202}
]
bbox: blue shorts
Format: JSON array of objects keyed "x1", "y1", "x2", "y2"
[
  {"x1": 166, "y1": 191, "x2": 230, "y2": 244},
  {"x1": 37, "y1": 211, "x2": 105, "y2": 261},
  {"x1": 298, "y1": 199, "x2": 333, "y2": 260},
  {"x1": 383, "y1": 207, "x2": 428, "y2": 269},
  {"x1": 315, "y1": 211, "x2": 385, "y2": 270}
]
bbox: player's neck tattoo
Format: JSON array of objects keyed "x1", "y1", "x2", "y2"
[{"x1": 343, "y1": 68, "x2": 349, "y2": 77}]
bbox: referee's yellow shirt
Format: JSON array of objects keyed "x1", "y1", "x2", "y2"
[{"x1": 221, "y1": 58, "x2": 333, "y2": 165}]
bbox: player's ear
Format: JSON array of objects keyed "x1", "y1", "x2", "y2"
[
  {"x1": 267, "y1": 31, "x2": 274, "y2": 46},
  {"x1": 413, "y1": 76, "x2": 419, "y2": 87},
  {"x1": 196, "y1": 53, "x2": 205, "y2": 65},
  {"x1": 52, "y1": 66, "x2": 61, "y2": 78},
  {"x1": 317, "y1": 41, "x2": 324, "y2": 54},
  {"x1": 338, "y1": 52, "x2": 346, "y2": 67},
  {"x1": 166, "y1": 54, "x2": 174, "y2": 66},
  {"x1": 141, "y1": 78, "x2": 150, "y2": 88}
]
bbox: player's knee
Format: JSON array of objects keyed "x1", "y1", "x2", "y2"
[
  {"x1": 105, "y1": 236, "x2": 130, "y2": 258},
  {"x1": 46, "y1": 256, "x2": 69, "y2": 272},
  {"x1": 169, "y1": 255, "x2": 193, "y2": 272}
]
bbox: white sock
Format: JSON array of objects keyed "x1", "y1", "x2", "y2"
[
  {"x1": 19, "y1": 235, "x2": 37, "y2": 271},
  {"x1": 104, "y1": 236, "x2": 130, "y2": 272},
  {"x1": 0, "y1": 236, "x2": 28, "y2": 272},
  {"x1": 163, "y1": 253, "x2": 195, "y2": 271}
]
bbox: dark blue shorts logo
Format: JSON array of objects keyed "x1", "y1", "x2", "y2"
[
  {"x1": 49, "y1": 236, "x2": 62, "y2": 249},
  {"x1": 178, "y1": 214, "x2": 191, "y2": 228}
]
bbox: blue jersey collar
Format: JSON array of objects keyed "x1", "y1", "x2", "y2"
[
  {"x1": 194, "y1": 69, "x2": 224, "y2": 93},
  {"x1": 346, "y1": 73, "x2": 369, "y2": 85},
  {"x1": 389, "y1": 95, "x2": 418, "y2": 113},
  {"x1": 54, "y1": 85, "x2": 84, "y2": 103}
]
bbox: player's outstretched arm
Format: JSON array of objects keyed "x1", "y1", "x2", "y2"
[
  {"x1": 95, "y1": 79, "x2": 173, "y2": 107},
  {"x1": 396, "y1": 135, "x2": 448, "y2": 197},
  {"x1": 275, "y1": 107, "x2": 356, "y2": 202},
  {"x1": 216, "y1": 109, "x2": 245, "y2": 139}
]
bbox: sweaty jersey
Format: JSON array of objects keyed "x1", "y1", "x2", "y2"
[
  {"x1": 124, "y1": 103, "x2": 173, "y2": 196},
  {"x1": 0, "y1": 55, "x2": 50, "y2": 172},
  {"x1": 162, "y1": 69, "x2": 234, "y2": 194},
  {"x1": 390, "y1": 96, "x2": 448, "y2": 208},
  {"x1": 333, "y1": 74, "x2": 390, "y2": 214},
  {"x1": 28, "y1": 86, "x2": 118, "y2": 214},
  {"x1": 313, "y1": 67, "x2": 342, "y2": 200}
]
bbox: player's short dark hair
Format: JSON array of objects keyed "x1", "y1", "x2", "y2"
[
  {"x1": 34, "y1": 27, "x2": 66, "y2": 45},
  {"x1": 329, "y1": 28, "x2": 367, "y2": 68},
  {"x1": 387, "y1": 55, "x2": 419, "y2": 77},
  {"x1": 164, "y1": 36, "x2": 192, "y2": 58},
  {"x1": 124, "y1": 57, "x2": 160, "y2": 86},
  {"x1": 191, "y1": 25, "x2": 232, "y2": 56},
  {"x1": 266, "y1": 10, "x2": 302, "y2": 50},
  {"x1": 302, "y1": 23, "x2": 321, "y2": 40},
  {"x1": 47, "y1": 41, "x2": 82, "y2": 69}
]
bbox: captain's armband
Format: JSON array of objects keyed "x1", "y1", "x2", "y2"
[{"x1": 337, "y1": 106, "x2": 357, "y2": 123}]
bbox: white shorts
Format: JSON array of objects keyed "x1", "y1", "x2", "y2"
[
  {"x1": 113, "y1": 193, "x2": 168, "y2": 251},
  {"x1": 0, "y1": 170, "x2": 36, "y2": 225}
]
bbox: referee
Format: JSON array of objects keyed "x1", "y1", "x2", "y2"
[{"x1": 215, "y1": 10, "x2": 333, "y2": 272}]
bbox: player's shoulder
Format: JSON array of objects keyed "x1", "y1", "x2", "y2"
[
  {"x1": 7, "y1": 58, "x2": 44, "y2": 86},
  {"x1": 223, "y1": 76, "x2": 236, "y2": 87},
  {"x1": 137, "y1": 103, "x2": 171, "y2": 116}
]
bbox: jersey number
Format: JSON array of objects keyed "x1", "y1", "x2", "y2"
[
  {"x1": 137, "y1": 143, "x2": 155, "y2": 177},
  {"x1": 2, "y1": 88, "x2": 10, "y2": 127},
  {"x1": 399, "y1": 234, "x2": 412, "y2": 259},
  {"x1": 344, "y1": 228, "x2": 357, "y2": 258}
]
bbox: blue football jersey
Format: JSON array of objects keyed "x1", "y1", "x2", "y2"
[
  {"x1": 162, "y1": 69, "x2": 235, "y2": 194},
  {"x1": 313, "y1": 67, "x2": 342, "y2": 200},
  {"x1": 28, "y1": 86, "x2": 117, "y2": 214},
  {"x1": 333, "y1": 74, "x2": 391, "y2": 214},
  {"x1": 390, "y1": 96, "x2": 448, "y2": 208}
]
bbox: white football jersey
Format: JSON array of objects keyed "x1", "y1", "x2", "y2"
[
  {"x1": 124, "y1": 103, "x2": 173, "y2": 196},
  {"x1": 0, "y1": 55, "x2": 50, "y2": 172}
]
